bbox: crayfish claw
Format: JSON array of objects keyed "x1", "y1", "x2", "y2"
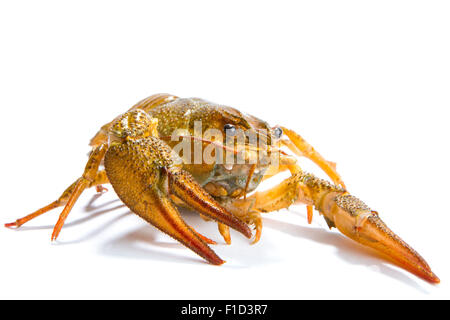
[
  {"x1": 327, "y1": 193, "x2": 440, "y2": 283},
  {"x1": 167, "y1": 169, "x2": 252, "y2": 239},
  {"x1": 283, "y1": 172, "x2": 440, "y2": 283}
]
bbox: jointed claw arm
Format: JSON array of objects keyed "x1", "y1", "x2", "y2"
[{"x1": 247, "y1": 167, "x2": 439, "y2": 283}]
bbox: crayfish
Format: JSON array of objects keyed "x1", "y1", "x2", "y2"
[{"x1": 5, "y1": 93, "x2": 439, "y2": 283}]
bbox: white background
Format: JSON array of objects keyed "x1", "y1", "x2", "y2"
[{"x1": 0, "y1": 1, "x2": 449, "y2": 300}]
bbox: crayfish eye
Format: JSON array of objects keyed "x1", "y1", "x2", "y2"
[
  {"x1": 224, "y1": 124, "x2": 236, "y2": 136},
  {"x1": 273, "y1": 127, "x2": 283, "y2": 139}
]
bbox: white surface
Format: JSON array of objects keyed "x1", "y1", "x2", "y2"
[{"x1": 0, "y1": 1, "x2": 449, "y2": 299}]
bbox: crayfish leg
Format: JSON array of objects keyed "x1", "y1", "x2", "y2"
[
  {"x1": 5, "y1": 170, "x2": 109, "y2": 230},
  {"x1": 5, "y1": 200, "x2": 60, "y2": 228},
  {"x1": 307, "y1": 205, "x2": 313, "y2": 224},
  {"x1": 218, "y1": 223, "x2": 231, "y2": 245},
  {"x1": 51, "y1": 144, "x2": 108, "y2": 241},
  {"x1": 215, "y1": 198, "x2": 263, "y2": 245}
]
